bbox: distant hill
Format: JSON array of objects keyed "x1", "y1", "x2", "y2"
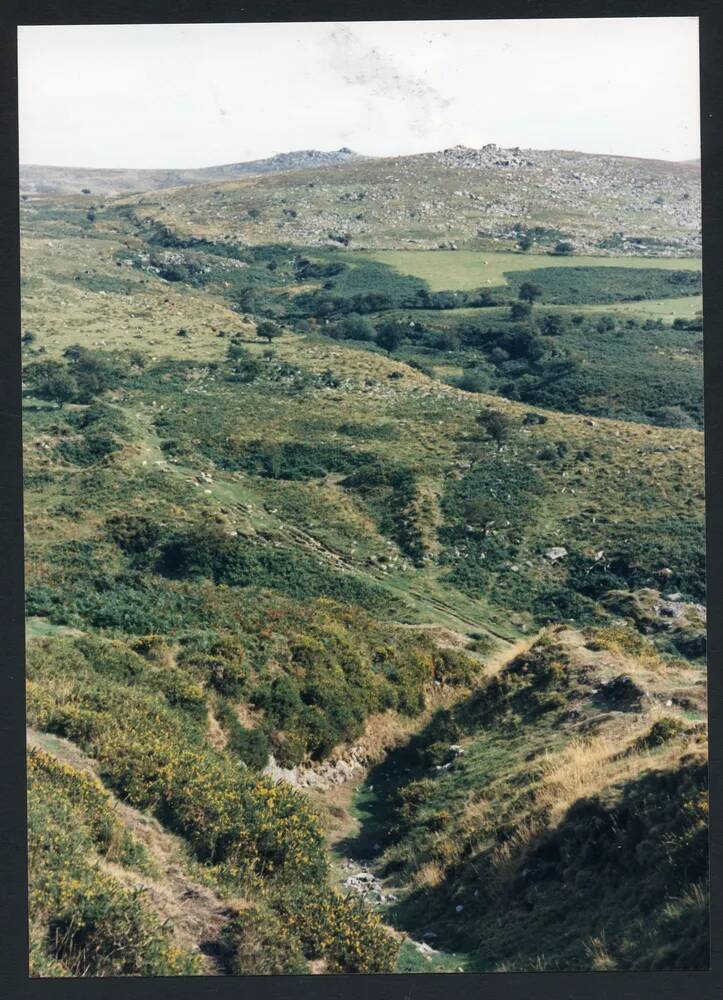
[
  {"x1": 115, "y1": 143, "x2": 701, "y2": 255},
  {"x1": 19, "y1": 147, "x2": 366, "y2": 196}
]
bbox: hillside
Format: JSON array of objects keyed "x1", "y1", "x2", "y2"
[
  {"x1": 20, "y1": 148, "x2": 365, "y2": 196},
  {"x1": 103, "y1": 143, "x2": 701, "y2": 255},
  {"x1": 342, "y1": 627, "x2": 708, "y2": 972},
  {"x1": 21, "y1": 155, "x2": 707, "y2": 975}
]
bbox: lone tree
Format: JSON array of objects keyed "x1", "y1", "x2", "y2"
[
  {"x1": 375, "y1": 320, "x2": 405, "y2": 353},
  {"x1": 476, "y1": 408, "x2": 514, "y2": 443},
  {"x1": 517, "y1": 234, "x2": 533, "y2": 252},
  {"x1": 518, "y1": 281, "x2": 542, "y2": 304},
  {"x1": 552, "y1": 240, "x2": 574, "y2": 256},
  {"x1": 256, "y1": 320, "x2": 283, "y2": 344},
  {"x1": 39, "y1": 368, "x2": 79, "y2": 408}
]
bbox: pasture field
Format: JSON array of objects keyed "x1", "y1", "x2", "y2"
[
  {"x1": 441, "y1": 296, "x2": 703, "y2": 321},
  {"x1": 361, "y1": 249, "x2": 702, "y2": 292}
]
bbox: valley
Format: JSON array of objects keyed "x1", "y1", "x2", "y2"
[{"x1": 21, "y1": 143, "x2": 707, "y2": 975}]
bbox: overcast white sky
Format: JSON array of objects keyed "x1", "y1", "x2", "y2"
[{"x1": 18, "y1": 18, "x2": 700, "y2": 168}]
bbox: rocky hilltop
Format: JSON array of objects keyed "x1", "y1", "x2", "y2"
[{"x1": 117, "y1": 143, "x2": 700, "y2": 255}]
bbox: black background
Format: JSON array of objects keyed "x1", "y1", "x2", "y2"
[{"x1": 1, "y1": 3, "x2": 720, "y2": 998}]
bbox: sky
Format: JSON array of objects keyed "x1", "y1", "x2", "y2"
[{"x1": 17, "y1": 18, "x2": 700, "y2": 168}]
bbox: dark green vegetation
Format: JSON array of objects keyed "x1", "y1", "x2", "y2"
[
  {"x1": 105, "y1": 214, "x2": 704, "y2": 429},
  {"x1": 348, "y1": 309, "x2": 703, "y2": 429},
  {"x1": 504, "y1": 266, "x2": 701, "y2": 305},
  {"x1": 21, "y1": 180, "x2": 706, "y2": 975}
]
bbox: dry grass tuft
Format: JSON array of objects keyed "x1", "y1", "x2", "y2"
[
  {"x1": 411, "y1": 862, "x2": 446, "y2": 889},
  {"x1": 584, "y1": 933, "x2": 616, "y2": 970}
]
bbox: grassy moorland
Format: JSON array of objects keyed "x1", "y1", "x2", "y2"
[{"x1": 21, "y1": 153, "x2": 707, "y2": 975}]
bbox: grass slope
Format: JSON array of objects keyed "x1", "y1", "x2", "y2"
[
  {"x1": 104, "y1": 144, "x2": 700, "y2": 254},
  {"x1": 342, "y1": 628, "x2": 708, "y2": 971}
]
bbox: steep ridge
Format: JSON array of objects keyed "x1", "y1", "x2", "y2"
[{"x1": 337, "y1": 627, "x2": 708, "y2": 971}]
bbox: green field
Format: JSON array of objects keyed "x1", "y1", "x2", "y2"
[
  {"x1": 444, "y1": 295, "x2": 703, "y2": 321},
  {"x1": 576, "y1": 295, "x2": 703, "y2": 319},
  {"x1": 362, "y1": 249, "x2": 702, "y2": 292}
]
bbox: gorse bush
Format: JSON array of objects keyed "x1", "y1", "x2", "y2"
[
  {"x1": 28, "y1": 748, "x2": 199, "y2": 977},
  {"x1": 176, "y1": 633, "x2": 248, "y2": 698},
  {"x1": 27, "y1": 639, "x2": 327, "y2": 880},
  {"x1": 272, "y1": 884, "x2": 399, "y2": 972},
  {"x1": 247, "y1": 613, "x2": 474, "y2": 764},
  {"x1": 25, "y1": 625, "x2": 420, "y2": 972},
  {"x1": 219, "y1": 905, "x2": 309, "y2": 974},
  {"x1": 219, "y1": 885, "x2": 399, "y2": 974}
]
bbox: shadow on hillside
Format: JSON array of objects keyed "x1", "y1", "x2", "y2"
[
  {"x1": 336, "y1": 643, "x2": 539, "y2": 866},
  {"x1": 389, "y1": 759, "x2": 709, "y2": 971},
  {"x1": 335, "y1": 738, "x2": 425, "y2": 865}
]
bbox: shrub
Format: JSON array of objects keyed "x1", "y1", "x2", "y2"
[
  {"x1": 635, "y1": 718, "x2": 685, "y2": 751},
  {"x1": 376, "y1": 319, "x2": 407, "y2": 352},
  {"x1": 510, "y1": 301, "x2": 532, "y2": 321},
  {"x1": 457, "y1": 372, "x2": 489, "y2": 393},
  {"x1": 332, "y1": 314, "x2": 376, "y2": 341},
  {"x1": 58, "y1": 429, "x2": 122, "y2": 467},
  {"x1": 37, "y1": 367, "x2": 79, "y2": 408},
  {"x1": 272, "y1": 885, "x2": 399, "y2": 972},
  {"x1": 226, "y1": 343, "x2": 261, "y2": 382},
  {"x1": 64, "y1": 347, "x2": 125, "y2": 401},
  {"x1": 229, "y1": 726, "x2": 270, "y2": 770},
  {"x1": 178, "y1": 642, "x2": 248, "y2": 698},
  {"x1": 651, "y1": 406, "x2": 697, "y2": 429},
  {"x1": 219, "y1": 906, "x2": 308, "y2": 974},
  {"x1": 519, "y1": 282, "x2": 542, "y2": 303},
  {"x1": 107, "y1": 514, "x2": 162, "y2": 555},
  {"x1": 476, "y1": 407, "x2": 514, "y2": 443}
]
